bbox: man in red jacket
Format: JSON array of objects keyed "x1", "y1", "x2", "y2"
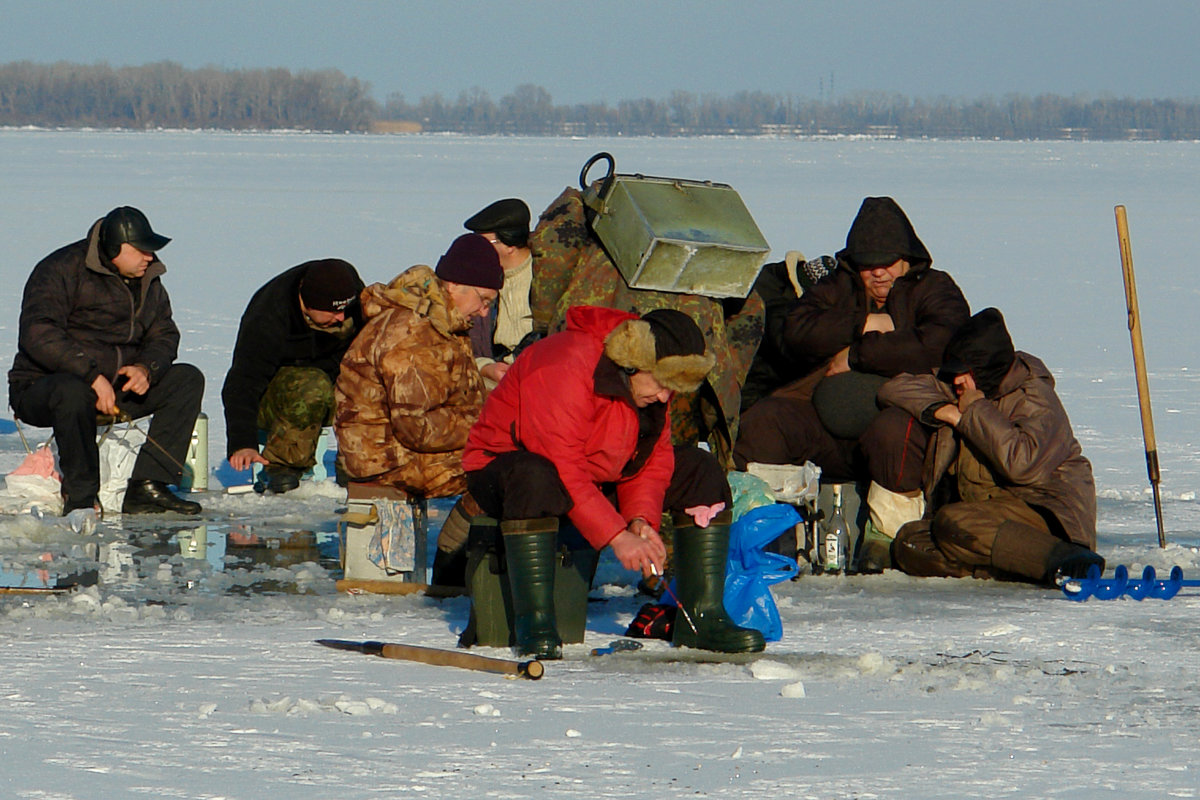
[{"x1": 461, "y1": 306, "x2": 764, "y2": 659}]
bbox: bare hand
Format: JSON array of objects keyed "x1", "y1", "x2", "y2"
[
  {"x1": 952, "y1": 372, "x2": 984, "y2": 413},
  {"x1": 229, "y1": 447, "x2": 269, "y2": 471},
  {"x1": 933, "y1": 402, "x2": 962, "y2": 426},
  {"x1": 824, "y1": 347, "x2": 851, "y2": 377},
  {"x1": 91, "y1": 375, "x2": 118, "y2": 415},
  {"x1": 958, "y1": 386, "x2": 985, "y2": 412},
  {"x1": 115, "y1": 364, "x2": 150, "y2": 396},
  {"x1": 609, "y1": 522, "x2": 666, "y2": 576},
  {"x1": 480, "y1": 361, "x2": 510, "y2": 384},
  {"x1": 862, "y1": 312, "x2": 895, "y2": 334}
]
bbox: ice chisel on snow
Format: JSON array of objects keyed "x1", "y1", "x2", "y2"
[
  {"x1": 316, "y1": 639, "x2": 544, "y2": 680},
  {"x1": 1061, "y1": 564, "x2": 1200, "y2": 601},
  {"x1": 1115, "y1": 205, "x2": 1168, "y2": 548}
]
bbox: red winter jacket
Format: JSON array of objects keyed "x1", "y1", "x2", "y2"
[{"x1": 462, "y1": 305, "x2": 674, "y2": 548}]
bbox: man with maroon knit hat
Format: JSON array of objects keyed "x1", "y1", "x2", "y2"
[
  {"x1": 223, "y1": 258, "x2": 365, "y2": 493},
  {"x1": 334, "y1": 234, "x2": 502, "y2": 496}
]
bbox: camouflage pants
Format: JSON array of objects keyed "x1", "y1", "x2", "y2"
[{"x1": 257, "y1": 366, "x2": 335, "y2": 469}]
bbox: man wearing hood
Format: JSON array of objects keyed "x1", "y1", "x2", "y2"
[
  {"x1": 460, "y1": 306, "x2": 764, "y2": 659},
  {"x1": 9, "y1": 207, "x2": 204, "y2": 523},
  {"x1": 734, "y1": 197, "x2": 970, "y2": 546},
  {"x1": 223, "y1": 259, "x2": 365, "y2": 493},
  {"x1": 878, "y1": 308, "x2": 1104, "y2": 585},
  {"x1": 333, "y1": 234, "x2": 501, "y2": 497}
]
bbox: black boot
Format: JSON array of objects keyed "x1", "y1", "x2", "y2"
[
  {"x1": 431, "y1": 495, "x2": 476, "y2": 587},
  {"x1": 1049, "y1": 547, "x2": 1106, "y2": 584},
  {"x1": 254, "y1": 465, "x2": 302, "y2": 494},
  {"x1": 122, "y1": 479, "x2": 202, "y2": 515},
  {"x1": 671, "y1": 512, "x2": 765, "y2": 653},
  {"x1": 502, "y1": 517, "x2": 562, "y2": 660},
  {"x1": 991, "y1": 520, "x2": 1104, "y2": 586}
]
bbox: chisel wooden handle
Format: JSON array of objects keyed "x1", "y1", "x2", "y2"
[
  {"x1": 318, "y1": 639, "x2": 544, "y2": 680},
  {"x1": 378, "y1": 643, "x2": 544, "y2": 679}
]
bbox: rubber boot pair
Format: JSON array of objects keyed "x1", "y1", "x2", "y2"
[
  {"x1": 502, "y1": 517, "x2": 563, "y2": 660},
  {"x1": 670, "y1": 511, "x2": 765, "y2": 654}
]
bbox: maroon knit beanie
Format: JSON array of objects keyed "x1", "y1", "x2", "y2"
[{"x1": 434, "y1": 233, "x2": 504, "y2": 290}]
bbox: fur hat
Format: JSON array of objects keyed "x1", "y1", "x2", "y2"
[{"x1": 603, "y1": 309, "x2": 715, "y2": 393}]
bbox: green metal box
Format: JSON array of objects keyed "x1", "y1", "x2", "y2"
[{"x1": 581, "y1": 152, "x2": 770, "y2": 299}]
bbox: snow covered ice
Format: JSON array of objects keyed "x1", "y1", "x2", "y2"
[{"x1": 2, "y1": 131, "x2": 1200, "y2": 798}]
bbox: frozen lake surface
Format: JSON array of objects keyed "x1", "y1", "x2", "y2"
[{"x1": 1, "y1": 131, "x2": 1199, "y2": 798}]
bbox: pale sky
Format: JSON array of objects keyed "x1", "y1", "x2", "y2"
[{"x1": 2, "y1": 0, "x2": 1197, "y2": 104}]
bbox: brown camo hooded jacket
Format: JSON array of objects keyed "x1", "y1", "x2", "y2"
[{"x1": 334, "y1": 265, "x2": 484, "y2": 497}]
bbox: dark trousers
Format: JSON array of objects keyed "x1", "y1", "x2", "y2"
[
  {"x1": 10, "y1": 364, "x2": 204, "y2": 510},
  {"x1": 734, "y1": 397, "x2": 927, "y2": 493},
  {"x1": 893, "y1": 495, "x2": 1058, "y2": 581},
  {"x1": 466, "y1": 445, "x2": 732, "y2": 525}
]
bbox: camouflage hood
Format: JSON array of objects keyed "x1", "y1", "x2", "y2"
[{"x1": 360, "y1": 264, "x2": 472, "y2": 338}]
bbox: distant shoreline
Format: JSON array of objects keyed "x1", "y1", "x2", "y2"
[
  {"x1": 3, "y1": 61, "x2": 1200, "y2": 141},
  {"x1": 2, "y1": 126, "x2": 1198, "y2": 144}
]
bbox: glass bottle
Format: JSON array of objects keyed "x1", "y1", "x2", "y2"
[{"x1": 822, "y1": 484, "x2": 850, "y2": 573}]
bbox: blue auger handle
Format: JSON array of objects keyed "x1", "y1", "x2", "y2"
[{"x1": 1061, "y1": 564, "x2": 1200, "y2": 601}]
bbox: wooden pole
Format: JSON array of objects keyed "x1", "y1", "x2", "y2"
[
  {"x1": 317, "y1": 639, "x2": 544, "y2": 680},
  {"x1": 1115, "y1": 205, "x2": 1167, "y2": 547}
]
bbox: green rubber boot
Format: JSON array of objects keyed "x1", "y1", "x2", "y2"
[
  {"x1": 671, "y1": 511, "x2": 766, "y2": 654},
  {"x1": 502, "y1": 517, "x2": 563, "y2": 660}
]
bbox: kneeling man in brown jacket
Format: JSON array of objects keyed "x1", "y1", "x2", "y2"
[{"x1": 878, "y1": 307, "x2": 1104, "y2": 585}]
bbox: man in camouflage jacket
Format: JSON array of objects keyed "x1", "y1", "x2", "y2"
[{"x1": 333, "y1": 234, "x2": 502, "y2": 498}]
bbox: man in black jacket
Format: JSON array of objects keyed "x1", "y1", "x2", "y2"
[
  {"x1": 9, "y1": 206, "x2": 204, "y2": 519},
  {"x1": 735, "y1": 197, "x2": 969, "y2": 492},
  {"x1": 222, "y1": 259, "x2": 364, "y2": 493}
]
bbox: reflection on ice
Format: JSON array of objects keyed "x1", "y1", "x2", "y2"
[{"x1": 1, "y1": 518, "x2": 341, "y2": 597}]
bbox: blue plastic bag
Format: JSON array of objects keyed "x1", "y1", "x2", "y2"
[{"x1": 723, "y1": 504, "x2": 801, "y2": 642}]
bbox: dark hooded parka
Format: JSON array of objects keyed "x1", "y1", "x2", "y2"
[
  {"x1": 733, "y1": 197, "x2": 969, "y2": 488},
  {"x1": 781, "y1": 196, "x2": 969, "y2": 378}
]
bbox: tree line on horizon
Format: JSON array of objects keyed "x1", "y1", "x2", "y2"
[{"x1": 2, "y1": 60, "x2": 1199, "y2": 140}]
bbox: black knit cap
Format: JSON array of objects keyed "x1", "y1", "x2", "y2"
[
  {"x1": 99, "y1": 206, "x2": 170, "y2": 260},
  {"x1": 464, "y1": 198, "x2": 531, "y2": 247},
  {"x1": 299, "y1": 259, "x2": 361, "y2": 312},
  {"x1": 938, "y1": 307, "x2": 1016, "y2": 397},
  {"x1": 435, "y1": 233, "x2": 504, "y2": 290}
]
